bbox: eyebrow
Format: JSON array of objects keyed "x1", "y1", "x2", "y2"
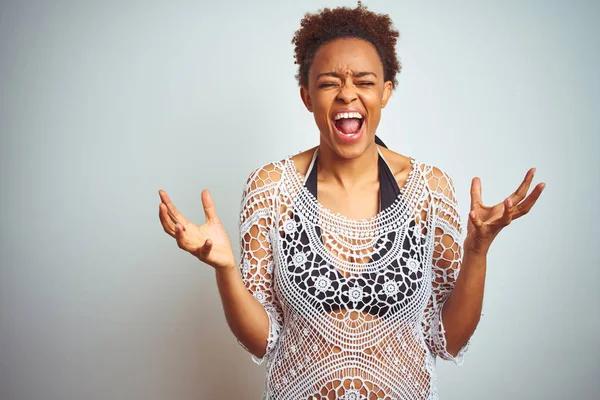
[{"x1": 316, "y1": 71, "x2": 378, "y2": 79}]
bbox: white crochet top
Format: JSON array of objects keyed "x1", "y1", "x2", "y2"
[{"x1": 237, "y1": 149, "x2": 469, "y2": 400}]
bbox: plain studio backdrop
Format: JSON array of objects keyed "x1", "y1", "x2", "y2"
[{"x1": 1, "y1": 0, "x2": 598, "y2": 399}]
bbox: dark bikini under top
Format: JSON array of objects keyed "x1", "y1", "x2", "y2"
[{"x1": 287, "y1": 144, "x2": 424, "y2": 317}]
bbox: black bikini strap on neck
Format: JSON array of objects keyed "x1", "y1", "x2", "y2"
[{"x1": 304, "y1": 146, "x2": 400, "y2": 212}]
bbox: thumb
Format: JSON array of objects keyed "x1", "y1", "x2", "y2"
[{"x1": 201, "y1": 189, "x2": 220, "y2": 223}]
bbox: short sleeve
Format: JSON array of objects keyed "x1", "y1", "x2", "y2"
[
  {"x1": 422, "y1": 166, "x2": 470, "y2": 366},
  {"x1": 237, "y1": 163, "x2": 284, "y2": 366}
]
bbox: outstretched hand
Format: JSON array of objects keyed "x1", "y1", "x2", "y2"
[
  {"x1": 158, "y1": 189, "x2": 236, "y2": 270},
  {"x1": 465, "y1": 168, "x2": 545, "y2": 255}
]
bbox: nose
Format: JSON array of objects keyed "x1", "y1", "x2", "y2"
[{"x1": 336, "y1": 84, "x2": 357, "y2": 104}]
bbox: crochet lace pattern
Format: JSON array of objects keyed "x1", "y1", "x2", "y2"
[{"x1": 237, "y1": 152, "x2": 469, "y2": 400}]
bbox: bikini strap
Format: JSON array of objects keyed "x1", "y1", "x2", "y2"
[
  {"x1": 304, "y1": 146, "x2": 401, "y2": 212},
  {"x1": 378, "y1": 148, "x2": 401, "y2": 209},
  {"x1": 303, "y1": 147, "x2": 319, "y2": 185}
]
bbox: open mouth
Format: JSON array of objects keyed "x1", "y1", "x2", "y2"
[{"x1": 332, "y1": 111, "x2": 364, "y2": 136}]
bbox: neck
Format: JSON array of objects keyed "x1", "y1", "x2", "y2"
[{"x1": 316, "y1": 141, "x2": 380, "y2": 191}]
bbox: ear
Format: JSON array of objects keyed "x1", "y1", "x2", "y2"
[
  {"x1": 380, "y1": 81, "x2": 394, "y2": 108},
  {"x1": 300, "y1": 86, "x2": 313, "y2": 112}
]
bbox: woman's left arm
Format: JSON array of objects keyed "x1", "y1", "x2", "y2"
[{"x1": 442, "y1": 168, "x2": 546, "y2": 356}]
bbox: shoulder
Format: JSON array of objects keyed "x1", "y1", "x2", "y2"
[
  {"x1": 243, "y1": 145, "x2": 321, "y2": 188},
  {"x1": 378, "y1": 146, "x2": 454, "y2": 198},
  {"x1": 239, "y1": 159, "x2": 287, "y2": 221},
  {"x1": 412, "y1": 162, "x2": 460, "y2": 212},
  {"x1": 289, "y1": 146, "x2": 319, "y2": 177},
  {"x1": 423, "y1": 164, "x2": 457, "y2": 200},
  {"x1": 376, "y1": 146, "x2": 415, "y2": 188},
  {"x1": 381, "y1": 145, "x2": 457, "y2": 201},
  {"x1": 242, "y1": 159, "x2": 287, "y2": 196}
]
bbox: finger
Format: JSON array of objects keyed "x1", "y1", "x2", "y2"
[
  {"x1": 159, "y1": 203, "x2": 175, "y2": 236},
  {"x1": 158, "y1": 190, "x2": 187, "y2": 224},
  {"x1": 202, "y1": 190, "x2": 220, "y2": 223},
  {"x1": 508, "y1": 168, "x2": 535, "y2": 205},
  {"x1": 501, "y1": 197, "x2": 514, "y2": 226},
  {"x1": 158, "y1": 190, "x2": 179, "y2": 222},
  {"x1": 469, "y1": 210, "x2": 484, "y2": 229},
  {"x1": 470, "y1": 177, "x2": 483, "y2": 211},
  {"x1": 514, "y1": 182, "x2": 546, "y2": 218}
]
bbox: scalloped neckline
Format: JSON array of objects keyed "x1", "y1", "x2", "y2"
[{"x1": 285, "y1": 150, "x2": 420, "y2": 228}]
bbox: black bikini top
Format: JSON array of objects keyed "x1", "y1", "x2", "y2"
[{"x1": 288, "y1": 145, "x2": 424, "y2": 317}]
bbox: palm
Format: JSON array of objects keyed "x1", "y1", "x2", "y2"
[
  {"x1": 180, "y1": 219, "x2": 234, "y2": 266},
  {"x1": 466, "y1": 202, "x2": 505, "y2": 236},
  {"x1": 466, "y1": 168, "x2": 545, "y2": 253},
  {"x1": 158, "y1": 189, "x2": 236, "y2": 270}
]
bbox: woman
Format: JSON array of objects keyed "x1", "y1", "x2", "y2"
[{"x1": 158, "y1": 3, "x2": 545, "y2": 399}]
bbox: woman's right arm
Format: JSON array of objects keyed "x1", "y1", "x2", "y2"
[
  {"x1": 214, "y1": 263, "x2": 272, "y2": 360},
  {"x1": 158, "y1": 163, "x2": 283, "y2": 363},
  {"x1": 226, "y1": 164, "x2": 284, "y2": 363}
]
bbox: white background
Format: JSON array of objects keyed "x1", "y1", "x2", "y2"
[{"x1": 1, "y1": 0, "x2": 598, "y2": 398}]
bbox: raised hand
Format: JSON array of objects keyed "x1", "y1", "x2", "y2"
[
  {"x1": 465, "y1": 168, "x2": 546, "y2": 255},
  {"x1": 158, "y1": 189, "x2": 236, "y2": 270}
]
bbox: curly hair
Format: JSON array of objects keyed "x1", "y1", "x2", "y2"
[{"x1": 291, "y1": 1, "x2": 401, "y2": 89}]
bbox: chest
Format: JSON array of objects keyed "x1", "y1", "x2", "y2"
[
  {"x1": 272, "y1": 210, "x2": 434, "y2": 319},
  {"x1": 316, "y1": 180, "x2": 381, "y2": 222}
]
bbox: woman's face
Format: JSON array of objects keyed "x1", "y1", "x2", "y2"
[{"x1": 301, "y1": 37, "x2": 393, "y2": 159}]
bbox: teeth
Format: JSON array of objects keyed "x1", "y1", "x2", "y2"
[{"x1": 334, "y1": 112, "x2": 363, "y2": 120}]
